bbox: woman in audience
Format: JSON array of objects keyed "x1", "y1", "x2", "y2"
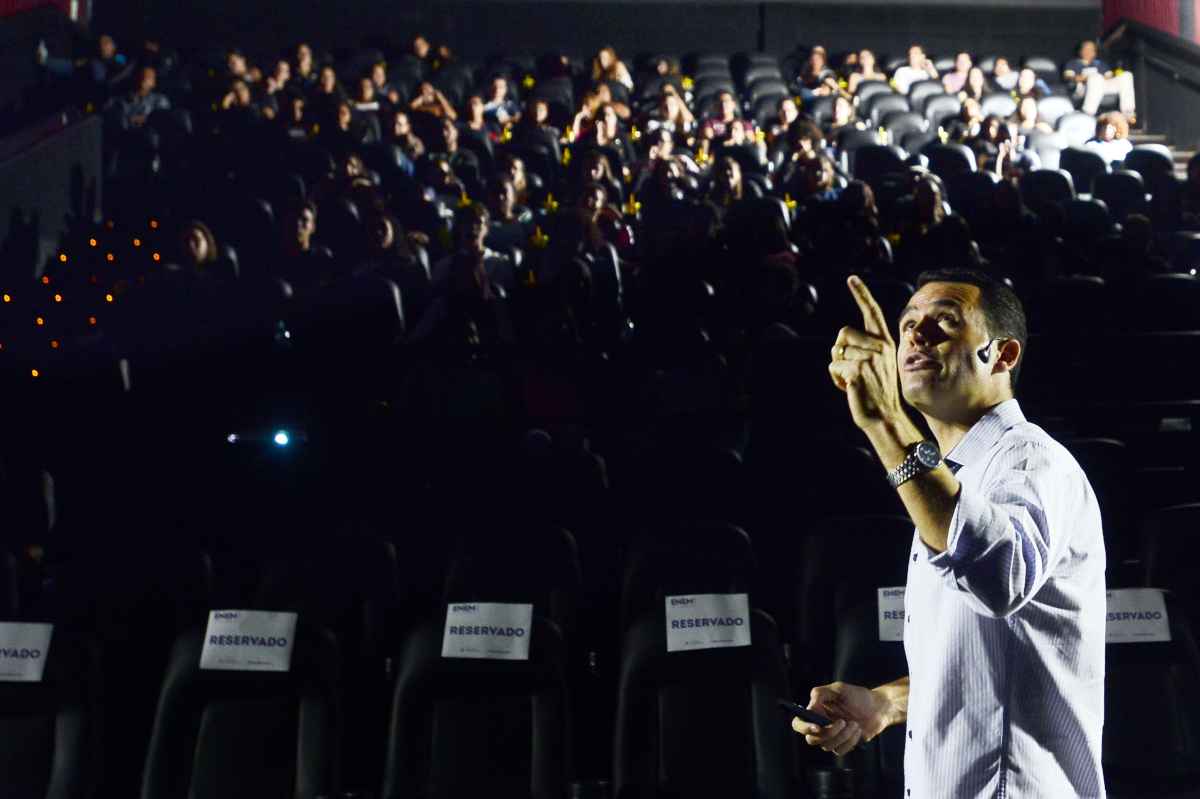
[
  {"x1": 1085, "y1": 111, "x2": 1132, "y2": 163},
  {"x1": 958, "y1": 66, "x2": 989, "y2": 103},
  {"x1": 1015, "y1": 67, "x2": 1051, "y2": 101},
  {"x1": 795, "y1": 45, "x2": 840, "y2": 102},
  {"x1": 1014, "y1": 96, "x2": 1052, "y2": 135},
  {"x1": 847, "y1": 48, "x2": 888, "y2": 94},
  {"x1": 409, "y1": 80, "x2": 457, "y2": 120},
  {"x1": 946, "y1": 97, "x2": 984, "y2": 141},
  {"x1": 942, "y1": 52, "x2": 973, "y2": 95},
  {"x1": 388, "y1": 109, "x2": 426, "y2": 161},
  {"x1": 992, "y1": 57, "x2": 1018, "y2": 91},
  {"x1": 707, "y1": 155, "x2": 745, "y2": 208},
  {"x1": 642, "y1": 86, "x2": 695, "y2": 139},
  {"x1": 172, "y1": 220, "x2": 221, "y2": 275},
  {"x1": 592, "y1": 46, "x2": 634, "y2": 91},
  {"x1": 353, "y1": 77, "x2": 382, "y2": 116},
  {"x1": 896, "y1": 173, "x2": 948, "y2": 272},
  {"x1": 823, "y1": 94, "x2": 859, "y2": 141}
]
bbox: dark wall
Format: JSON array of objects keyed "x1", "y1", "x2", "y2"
[
  {"x1": 97, "y1": 1, "x2": 1101, "y2": 65},
  {"x1": 0, "y1": 115, "x2": 102, "y2": 280}
]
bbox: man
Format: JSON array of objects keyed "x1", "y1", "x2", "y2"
[
  {"x1": 104, "y1": 65, "x2": 170, "y2": 130},
  {"x1": 991, "y1": 56, "x2": 1018, "y2": 91},
  {"x1": 482, "y1": 75, "x2": 520, "y2": 128},
  {"x1": 1063, "y1": 40, "x2": 1136, "y2": 121},
  {"x1": 892, "y1": 44, "x2": 939, "y2": 95},
  {"x1": 794, "y1": 271, "x2": 1106, "y2": 798}
]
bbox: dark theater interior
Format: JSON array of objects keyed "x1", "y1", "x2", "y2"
[{"x1": 2, "y1": 0, "x2": 1200, "y2": 796}]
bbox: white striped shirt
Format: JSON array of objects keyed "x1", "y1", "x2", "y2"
[{"x1": 903, "y1": 398, "x2": 1107, "y2": 798}]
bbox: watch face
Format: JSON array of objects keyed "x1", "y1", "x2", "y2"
[{"x1": 915, "y1": 441, "x2": 941, "y2": 468}]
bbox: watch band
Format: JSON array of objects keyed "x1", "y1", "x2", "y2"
[{"x1": 886, "y1": 441, "x2": 941, "y2": 488}]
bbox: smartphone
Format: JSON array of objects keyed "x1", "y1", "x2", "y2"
[{"x1": 777, "y1": 698, "x2": 833, "y2": 728}]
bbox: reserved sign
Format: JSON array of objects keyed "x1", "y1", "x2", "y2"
[
  {"x1": 442, "y1": 602, "x2": 534, "y2": 661},
  {"x1": 200, "y1": 610, "x2": 298, "y2": 672},
  {"x1": 1106, "y1": 589, "x2": 1171, "y2": 644},
  {"x1": 877, "y1": 587, "x2": 906, "y2": 642},
  {"x1": 0, "y1": 622, "x2": 54, "y2": 682},
  {"x1": 665, "y1": 593, "x2": 752, "y2": 652}
]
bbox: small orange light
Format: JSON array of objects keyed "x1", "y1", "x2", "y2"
[
  {"x1": 41, "y1": 276, "x2": 50, "y2": 285},
  {"x1": 30, "y1": 369, "x2": 39, "y2": 378},
  {"x1": 35, "y1": 317, "x2": 44, "y2": 326},
  {"x1": 50, "y1": 340, "x2": 60, "y2": 349},
  {"x1": 88, "y1": 316, "x2": 97, "y2": 326},
  {"x1": 152, "y1": 252, "x2": 161, "y2": 262},
  {"x1": 1, "y1": 294, "x2": 10, "y2": 303},
  {"x1": 88, "y1": 238, "x2": 97, "y2": 247},
  {"x1": 58, "y1": 253, "x2": 68, "y2": 263},
  {"x1": 132, "y1": 238, "x2": 141, "y2": 247},
  {"x1": 105, "y1": 293, "x2": 114, "y2": 303},
  {"x1": 105, "y1": 253, "x2": 114, "y2": 262},
  {"x1": 53, "y1": 294, "x2": 62, "y2": 303},
  {"x1": 149, "y1": 219, "x2": 159, "y2": 229}
]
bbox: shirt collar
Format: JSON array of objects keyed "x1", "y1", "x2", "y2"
[{"x1": 944, "y1": 398, "x2": 1025, "y2": 471}]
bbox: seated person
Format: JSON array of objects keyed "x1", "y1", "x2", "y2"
[
  {"x1": 698, "y1": 91, "x2": 757, "y2": 159},
  {"x1": 430, "y1": 203, "x2": 516, "y2": 294},
  {"x1": 941, "y1": 52, "x2": 973, "y2": 95},
  {"x1": 1085, "y1": 111, "x2": 1132, "y2": 164},
  {"x1": 892, "y1": 44, "x2": 939, "y2": 94},
  {"x1": 959, "y1": 67, "x2": 989, "y2": 103},
  {"x1": 992, "y1": 57, "x2": 1018, "y2": 91},
  {"x1": 1015, "y1": 67, "x2": 1052, "y2": 101},
  {"x1": 104, "y1": 65, "x2": 170, "y2": 130},
  {"x1": 369, "y1": 61, "x2": 402, "y2": 106},
  {"x1": 945, "y1": 97, "x2": 984, "y2": 141},
  {"x1": 409, "y1": 81, "x2": 457, "y2": 120},
  {"x1": 485, "y1": 176, "x2": 534, "y2": 252},
  {"x1": 765, "y1": 96, "x2": 800, "y2": 146},
  {"x1": 795, "y1": 45, "x2": 840, "y2": 101},
  {"x1": 823, "y1": 94, "x2": 861, "y2": 141},
  {"x1": 847, "y1": 48, "x2": 888, "y2": 94},
  {"x1": 1014, "y1": 97, "x2": 1053, "y2": 135},
  {"x1": 387, "y1": 109, "x2": 426, "y2": 162},
  {"x1": 1063, "y1": 39, "x2": 1136, "y2": 121},
  {"x1": 705, "y1": 155, "x2": 745, "y2": 208},
  {"x1": 482, "y1": 74, "x2": 521, "y2": 128},
  {"x1": 592, "y1": 46, "x2": 634, "y2": 91},
  {"x1": 642, "y1": 85, "x2": 696, "y2": 138},
  {"x1": 786, "y1": 151, "x2": 842, "y2": 209}
]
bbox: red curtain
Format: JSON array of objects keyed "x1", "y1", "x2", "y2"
[
  {"x1": 0, "y1": 0, "x2": 70, "y2": 15},
  {"x1": 1103, "y1": 0, "x2": 1181, "y2": 36}
]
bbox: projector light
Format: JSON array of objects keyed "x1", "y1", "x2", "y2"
[
  {"x1": 226, "y1": 433, "x2": 239, "y2": 444},
  {"x1": 273, "y1": 431, "x2": 290, "y2": 447}
]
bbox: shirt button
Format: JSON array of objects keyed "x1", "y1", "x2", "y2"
[
  {"x1": 912, "y1": 553, "x2": 918, "y2": 562},
  {"x1": 907, "y1": 614, "x2": 911, "y2": 623},
  {"x1": 908, "y1": 730, "x2": 913, "y2": 739}
]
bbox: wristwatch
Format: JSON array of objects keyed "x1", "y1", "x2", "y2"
[{"x1": 886, "y1": 440, "x2": 942, "y2": 488}]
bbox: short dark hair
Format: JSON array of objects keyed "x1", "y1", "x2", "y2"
[{"x1": 915, "y1": 268, "x2": 1027, "y2": 392}]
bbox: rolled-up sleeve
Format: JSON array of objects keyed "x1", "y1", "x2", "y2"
[{"x1": 924, "y1": 443, "x2": 1074, "y2": 619}]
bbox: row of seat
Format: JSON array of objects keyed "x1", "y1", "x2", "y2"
[{"x1": 3, "y1": 505, "x2": 1199, "y2": 798}]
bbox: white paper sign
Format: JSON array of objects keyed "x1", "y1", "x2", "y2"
[
  {"x1": 442, "y1": 602, "x2": 534, "y2": 660},
  {"x1": 878, "y1": 587, "x2": 906, "y2": 642},
  {"x1": 665, "y1": 593, "x2": 752, "y2": 652},
  {"x1": 0, "y1": 623, "x2": 54, "y2": 682},
  {"x1": 200, "y1": 610, "x2": 298, "y2": 672},
  {"x1": 1106, "y1": 589, "x2": 1171, "y2": 644}
]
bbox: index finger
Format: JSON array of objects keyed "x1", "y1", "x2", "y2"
[{"x1": 847, "y1": 275, "x2": 893, "y2": 342}]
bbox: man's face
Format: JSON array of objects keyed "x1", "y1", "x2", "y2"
[
  {"x1": 99, "y1": 35, "x2": 116, "y2": 60},
  {"x1": 337, "y1": 103, "x2": 352, "y2": 128},
  {"x1": 897, "y1": 282, "x2": 993, "y2": 413},
  {"x1": 372, "y1": 64, "x2": 386, "y2": 87},
  {"x1": 533, "y1": 101, "x2": 548, "y2": 123},
  {"x1": 908, "y1": 46, "x2": 924, "y2": 69},
  {"x1": 413, "y1": 36, "x2": 430, "y2": 59},
  {"x1": 138, "y1": 67, "x2": 156, "y2": 94},
  {"x1": 491, "y1": 77, "x2": 507, "y2": 100},
  {"x1": 719, "y1": 93, "x2": 736, "y2": 119},
  {"x1": 491, "y1": 181, "x2": 515, "y2": 217},
  {"x1": 780, "y1": 98, "x2": 798, "y2": 125},
  {"x1": 228, "y1": 52, "x2": 247, "y2": 76},
  {"x1": 1080, "y1": 41, "x2": 1097, "y2": 62},
  {"x1": 276, "y1": 60, "x2": 291, "y2": 83},
  {"x1": 297, "y1": 44, "x2": 312, "y2": 65},
  {"x1": 296, "y1": 208, "x2": 316, "y2": 240}
]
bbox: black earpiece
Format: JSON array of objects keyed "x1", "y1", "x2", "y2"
[{"x1": 977, "y1": 338, "x2": 995, "y2": 364}]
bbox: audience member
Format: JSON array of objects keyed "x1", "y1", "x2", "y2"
[
  {"x1": 941, "y1": 52, "x2": 973, "y2": 95},
  {"x1": 1063, "y1": 39, "x2": 1136, "y2": 121},
  {"x1": 892, "y1": 44, "x2": 939, "y2": 94},
  {"x1": 991, "y1": 57, "x2": 1018, "y2": 91},
  {"x1": 592, "y1": 47, "x2": 634, "y2": 91},
  {"x1": 847, "y1": 49, "x2": 888, "y2": 94},
  {"x1": 1085, "y1": 111, "x2": 1132, "y2": 163},
  {"x1": 104, "y1": 65, "x2": 170, "y2": 130}
]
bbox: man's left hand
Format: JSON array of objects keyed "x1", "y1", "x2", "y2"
[{"x1": 828, "y1": 275, "x2": 906, "y2": 432}]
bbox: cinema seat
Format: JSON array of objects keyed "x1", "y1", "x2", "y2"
[
  {"x1": 0, "y1": 627, "x2": 99, "y2": 799},
  {"x1": 382, "y1": 614, "x2": 571, "y2": 799},
  {"x1": 140, "y1": 623, "x2": 341, "y2": 799},
  {"x1": 1103, "y1": 593, "x2": 1200, "y2": 797},
  {"x1": 613, "y1": 609, "x2": 797, "y2": 799}
]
